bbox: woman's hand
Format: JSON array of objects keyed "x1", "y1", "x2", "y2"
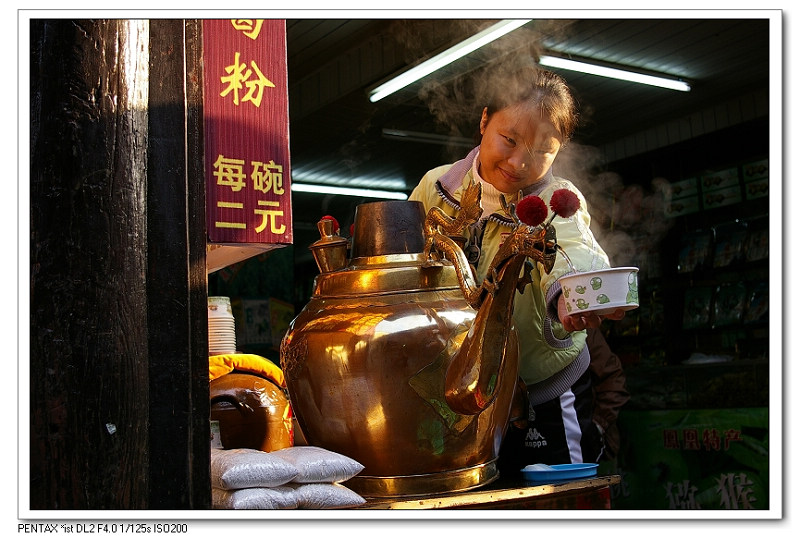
[{"x1": 557, "y1": 293, "x2": 626, "y2": 332}]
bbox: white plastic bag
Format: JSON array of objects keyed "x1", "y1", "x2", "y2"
[
  {"x1": 271, "y1": 446, "x2": 364, "y2": 483},
  {"x1": 288, "y1": 483, "x2": 366, "y2": 509},
  {"x1": 211, "y1": 448, "x2": 299, "y2": 490},
  {"x1": 212, "y1": 486, "x2": 298, "y2": 509}
]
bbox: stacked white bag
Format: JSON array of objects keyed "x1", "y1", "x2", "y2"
[
  {"x1": 211, "y1": 446, "x2": 366, "y2": 509},
  {"x1": 272, "y1": 445, "x2": 367, "y2": 509}
]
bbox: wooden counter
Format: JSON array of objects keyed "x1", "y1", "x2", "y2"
[{"x1": 354, "y1": 475, "x2": 620, "y2": 510}]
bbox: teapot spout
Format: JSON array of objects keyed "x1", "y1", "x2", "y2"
[
  {"x1": 444, "y1": 258, "x2": 522, "y2": 415},
  {"x1": 439, "y1": 222, "x2": 556, "y2": 415}
]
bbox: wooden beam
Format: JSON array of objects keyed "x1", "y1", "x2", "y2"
[{"x1": 146, "y1": 18, "x2": 210, "y2": 510}]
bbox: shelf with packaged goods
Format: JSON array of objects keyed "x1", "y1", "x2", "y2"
[{"x1": 600, "y1": 159, "x2": 770, "y2": 368}]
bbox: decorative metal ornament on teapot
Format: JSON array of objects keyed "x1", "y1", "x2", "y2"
[{"x1": 280, "y1": 180, "x2": 559, "y2": 498}]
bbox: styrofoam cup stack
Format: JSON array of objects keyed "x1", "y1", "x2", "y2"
[{"x1": 208, "y1": 296, "x2": 236, "y2": 355}]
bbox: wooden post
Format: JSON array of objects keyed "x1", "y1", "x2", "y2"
[
  {"x1": 146, "y1": 19, "x2": 210, "y2": 510},
  {"x1": 29, "y1": 18, "x2": 210, "y2": 510}
]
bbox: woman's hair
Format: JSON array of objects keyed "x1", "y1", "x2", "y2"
[{"x1": 482, "y1": 62, "x2": 579, "y2": 143}]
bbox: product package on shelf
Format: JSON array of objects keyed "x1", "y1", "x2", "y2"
[
  {"x1": 665, "y1": 195, "x2": 700, "y2": 218},
  {"x1": 711, "y1": 222, "x2": 748, "y2": 269},
  {"x1": 712, "y1": 283, "x2": 748, "y2": 328},
  {"x1": 701, "y1": 167, "x2": 740, "y2": 192},
  {"x1": 676, "y1": 230, "x2": 713, "y2": 274},
  {"x1": 742, "y1": 158, "x2": 769, "y2": 201},
  {"x1": 742, "y1": 159, "x2": 769, "y2": 182},
  {"x1": 664, "y1": 177, "x2": 700, "y2": 218},
  {"x1": 744, "y1": 178, "x2": 769, "y2": 200},
  {"x1": 744, "y1": 281, "x2": 769, "y2": 325},
  {"x1": 682, "y1": 286, "x2": 714, "y2": 330},
  {"x1": 702, "y1": 187, "x2": 743, "y2": 211},
  {"x1": 744, "y1": 219, "x2": 769, "y2": 262},
  {"x1": 700, "y1": 167, "x2": 743, "y2": 211},
  {"x1": 231, "y1": 297, "x2": 295, "y2": 352},
  {"x1": 669, "y1": 177, "x2": 700, "y2": 199}
]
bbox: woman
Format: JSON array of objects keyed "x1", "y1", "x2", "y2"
[{"x1": 409, "y1": 65, "x2": 625, "y2": 470}]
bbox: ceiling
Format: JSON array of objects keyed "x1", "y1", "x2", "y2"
[{"x1": 283, "y1": 16, "x2": 772, "y2": 256}]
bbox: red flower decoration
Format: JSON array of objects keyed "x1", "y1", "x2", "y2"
[
  {"x1": 321, "y1": 215, "x2": 340, "y2": 233},
  {"x1": 516, "y1": 195, "x2": 548, "y2": 226},
  {"x1": 550, "y1": 189, "x2": 580, "y2": 218},
  {"x1": 349, "y1": 223, "x2": 355, "y2": 237}
]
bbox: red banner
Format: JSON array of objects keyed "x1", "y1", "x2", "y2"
[{"x1": 202, "y1": 19, "x2": 292, "y2": 245}]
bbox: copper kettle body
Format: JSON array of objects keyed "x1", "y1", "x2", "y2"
[{"x1": 280, "y1": 186, "x2": 557, "y2": 498}]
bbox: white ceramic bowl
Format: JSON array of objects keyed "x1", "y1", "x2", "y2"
[{"x1": 558, "y1": 267, "x2": 639, "y2": 316}]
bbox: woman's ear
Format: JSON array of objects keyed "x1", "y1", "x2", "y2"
[{"x1": 479, "y1": 107, "x2": 489, "y2": 135}]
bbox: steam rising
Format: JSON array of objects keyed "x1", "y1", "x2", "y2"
[
  {"x1": 556, "y1": 143, "x2": 672, "y2": 275},
  {"x1": 400, "y1": 20, "x2": 674, "y2": 274}
]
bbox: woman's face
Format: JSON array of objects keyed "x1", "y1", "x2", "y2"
[{"x1": 477, "y1": 103, "x2": 563, "y2": 194}]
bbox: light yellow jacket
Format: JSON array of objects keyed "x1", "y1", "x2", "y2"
[{"x1": 409, "y1": 151, "x2": 610, "y2": 403}]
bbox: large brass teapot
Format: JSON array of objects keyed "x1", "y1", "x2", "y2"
[{"x1": 280, "y1": 183, "x2": 558, "y2": 498}]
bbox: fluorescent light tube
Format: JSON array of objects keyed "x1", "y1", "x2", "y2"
[
  {"x1": 292, "y1": 182, "x2": 409, "y2": 200},
  {"x1": 368, "y1": 19, "x2": 531, "y2": 103},
  {"x1": 382, "y1": 128, "x2": 475, "y2": 148},
  {"x1": 539, "y1": 55, "x2": 691, "y2": 92}
]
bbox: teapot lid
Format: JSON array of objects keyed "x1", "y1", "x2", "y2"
[
  {"x1": 312, "y1": 253, "x2": 461, "y2": 298},
  {"x1": 349, "y1": 200, "x2": 427, "y2": 258},
  {"x1": 310, "y1": 200, "x2": 463, "y2": 298}
]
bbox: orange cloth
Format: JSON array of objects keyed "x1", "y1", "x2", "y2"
[{"x1": 209, "y1": 354, "x2": 286, "y2": 388}]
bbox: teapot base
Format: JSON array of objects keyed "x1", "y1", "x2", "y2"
[{"x1": 343, "y1": 460, "x2": 499, "y2": 499}]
